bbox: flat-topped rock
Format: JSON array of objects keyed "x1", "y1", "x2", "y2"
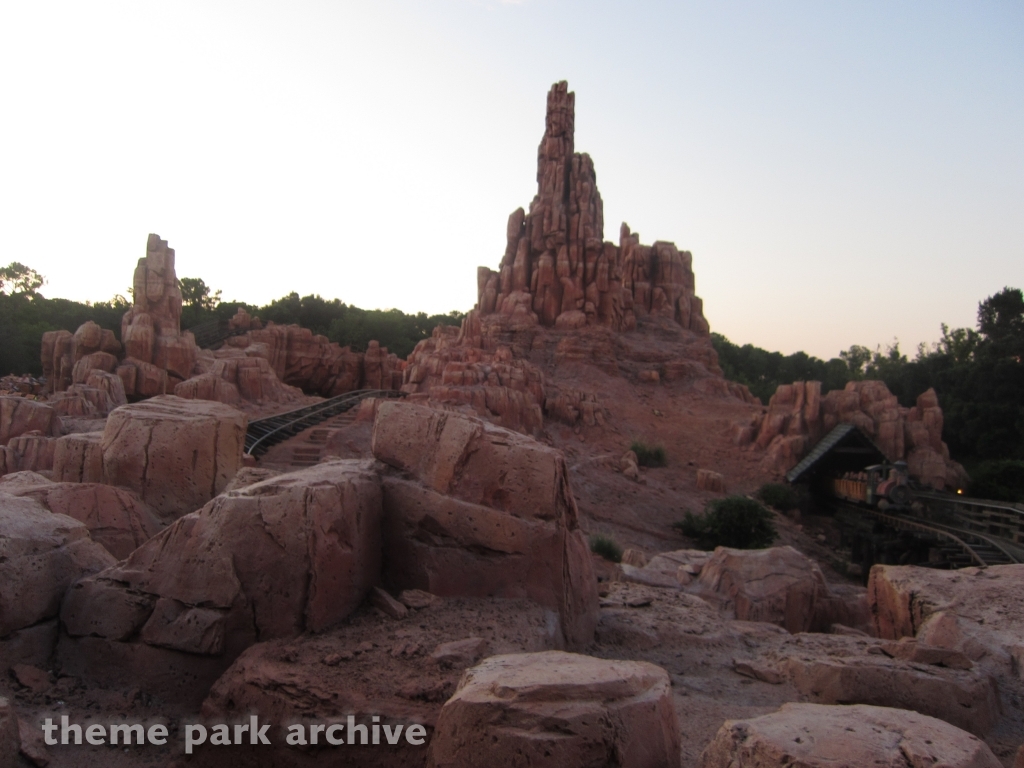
[
  {"x1": 99, "y1": 395, "x2": 247, "y2": 521},
  {"x1": 699, "y1": 702, "x2": 1000, "y2": 768},
  {"x1": 427, "y1": 651, "x2": 680, "y2": 768}
]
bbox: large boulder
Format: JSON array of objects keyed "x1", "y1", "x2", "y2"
[
  {"x1": 0, "y1": 472, "x2": 162, "y2": 559},
  {"x1": 427, "y1": 651, "x2": 680, "y2": 768},
  {"x1": 699, "y1": 703, "x2": 1000, "y2": 768},
  {"x1": 0, "y1": 397, "x2": 60, "y2": 446},
  {"x1": 371, "y1": 401, "x2": 598, "y2": 648},
  {"x1": 694, "y1": 546, "x2": 835, "y2": 633},
  {"x1": 868, "y1": 563, "x2": 1024, "y2": 677},
  {"x1": 58, "y1": 460, "x2": 382, "y2": 705},
  {"x1": 0, "y1": 492, "x2": 114, "y2": 672},
  {"x1": 750, "y1": 633, "x2": 1002, "y2": 736},
  {"x1": 99, "y1": 395, "x2": 247, "y2": 521}
]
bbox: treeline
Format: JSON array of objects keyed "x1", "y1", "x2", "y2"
[
  {"x1": 0, "y1": 268, "x2": 464, "y2": 379},
  {"x1": 713, "y1": 287, "x2": 1024, "y2": 500}
]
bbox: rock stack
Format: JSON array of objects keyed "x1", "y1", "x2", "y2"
[{"x1": 476, "y1": 81, "x2": 709, "y2": 334}]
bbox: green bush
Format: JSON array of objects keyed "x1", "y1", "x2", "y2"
[
  {"x1": 629, "y1": 441, "x2": 667, "y2": 468},
  {"x1": 756, "y1": 482, "x2": 799, "y2": 511},
  {"x1": 589, "y1": 533, "x2": 623, "y2": 563},
  {"x1": 673, "y1": 496, "x2": 778, "y2": 550},
  {"x1": 968, "y1": 460, "x2": 1024, "y2": 503}
]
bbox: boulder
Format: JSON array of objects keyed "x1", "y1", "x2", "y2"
[
  {"x1": 0, "y1": 492, "x2": 114, "y2": 657},
  {"x1": 0, "y1": 472, "x2": 162, "y2": 559},
  {"x1": 868, "y1": 563, "x2": 1024, "y2": 676},
  {"x1": 0, "y1": 398, "x2": 60, "y2": 445},
  {"x1": 99, "y1": 395, "x2": 247, "y2": 521},
  {"x1": 696, "y1": 469, "x2": 725, "y2": 493},
  {"x1": 51, "y1": 432, "x2": 104, "y2": 483},
  {"x1": 58, "y1": 460, "x2": 382, "y2": 704},
  {"x1": 699, "y1": 703, "x2": 1000, "y2": 768},
  {"x1": 372, "y1": 401, "x2": 599, "y2": 648},
  {"x1": 427, "y1": 651, "x2": 680, "y2": 768},
  {"x1": 694, "y1": 546, "x2": 834, "y2": 633}
]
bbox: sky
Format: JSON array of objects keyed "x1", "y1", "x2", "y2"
[{"x1": 0, "y1": 1, "x2": 1021, "y2": 359}]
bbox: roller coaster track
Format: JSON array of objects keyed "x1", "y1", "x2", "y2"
[
  {"x1": 913, "y1": 491, "x2": 1024, "y2": 547},
  {"x1": 245, "y1": 389, "x2": 405, "y2": 458},
  {"x1": 857, "y1": 506, "x2": 1022, "y2": 567}
]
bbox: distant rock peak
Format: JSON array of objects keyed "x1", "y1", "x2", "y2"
[{"x1": 477, "y1": 81, "x2": 709, "y2": 335}]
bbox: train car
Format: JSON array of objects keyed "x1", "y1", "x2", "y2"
[{"x1": 830, "y1": 462, "x2": 911, "y2": 508}]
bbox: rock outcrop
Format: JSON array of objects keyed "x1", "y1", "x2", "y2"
[
  {"x1": 694, "y1": 546, "x2": 866, "y2": 634},
  {"x1": 58, "y1": 460, "x2": 382, "y2": 704},
  {"x1": 743, "y1": 380, "x2": 967, "y2": 489},
  {"x1": 699, "y1": 703, "x2": 1000, "y2": 768},
  {"x1": 868, "y1": 563, "x2": 1024, "y2": 679},
  {"x1": 476, "y1": 82, "x2": 707, "y2": 335},
  {"x1": 99, "y1": 395, "x2": 247, "y2": 521},
  {"x1": 0, "y1": 492, "x2": 115, "y2": 673},
  {"x1": 0, "y1": 471, "x2": 162, "y2": 559},
  {"x1": 118, "y1": 234, "x2": 200, "y2": 395},
  {"x1": 428, "y1": 652, "x2": 680, "y2": 768},
  {"x1": 371, "y1": 401, "x2": 599, "y2": 648}
]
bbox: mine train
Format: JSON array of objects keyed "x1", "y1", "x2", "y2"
[{"x1": 828, "y1": 461, "x2": 912, "y2": 508}]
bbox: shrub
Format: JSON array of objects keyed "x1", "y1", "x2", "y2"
[
  {"x1": 629, "y1": 441, "x2": 667, "y2": 468},
  {"x1": 673, "y1": 496, "x2": 778, "y2": 550},
  {"x1": 589, "y1": 533, "x2": 623, "y2": 563},
  {"x1": 756, "y1": 482, "x2": 799, "y2": 511}
]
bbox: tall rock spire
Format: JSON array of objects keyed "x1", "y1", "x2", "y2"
[{"x1": 477, "y1": 81, "x2": 708, "y2": 336}]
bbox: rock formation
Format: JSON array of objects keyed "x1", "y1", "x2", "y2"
[
  {"x1": 427, "y1": 652, "x2": 681, "y2": 768},
  {"x1": 742, "y1": 380, "x2": 967, "y2": 489},
  {"x1": 59, "y1": 459, "x2": 382, "y2": 704},
  {"x1": 118, "y1": 234, "x2": 200, "y2": 395},
  {"x1": 699, "y1": 703, "x2": 1000, "y2": 768},
  {"x1": 399, "y1": 81, "x2": 751, "y2": 434},
  {"x1": 371, "y1": 401, "x2": 599, "y2": 648},
  {"x1": 99, "y1": 395, "x2": 247, "y2": 521},
  {"x1": 0, "y1": 471, "x2": 162, "y2": 559},
  {"x1": 476, "y1": 81, "x2": 707, "y2": 334},
  {"x1": 0, "y1": 492, "x2": 114, "y2": 675}
]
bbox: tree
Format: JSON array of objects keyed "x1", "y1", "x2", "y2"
[
  {"x1": 179, "y1": 277, "x2": 221, "y2": 310},
  {"x1": 0, "y1": 262, "x2": 45, "y2": 296}
]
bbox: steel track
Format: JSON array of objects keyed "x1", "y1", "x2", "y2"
[{"x1": 245, "y1": 389, "x2": 405, "y2": 457}]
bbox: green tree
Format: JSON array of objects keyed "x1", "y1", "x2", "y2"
[
  {"x1": 0, "y1": 262, "x2": 45, "y2": 296},
  {"x1": 179, "y1": 277, "x2": 222, "y2": 310}
]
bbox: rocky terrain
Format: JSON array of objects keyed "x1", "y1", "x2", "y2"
[{"x1": 2, "y1": 81, "x2": 1020, "y2": 768}]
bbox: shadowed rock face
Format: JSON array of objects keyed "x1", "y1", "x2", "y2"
[
  {"x1": 58, "y1": 459, "x2": 383, "y2": 706},
  {"x1": 371, "y1": 401, "x2": 599, "y2": 649},
  {"x1": 699, "y1": 703, "x2": 1001, "y2": 768},
  {"x1": 427, "y1": 651, "x2": 681, "y2": 768}
]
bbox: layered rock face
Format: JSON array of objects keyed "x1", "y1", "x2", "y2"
[
  {"x1": 0, "y1": 397, "x2": 62, "y2": 477},
  {"x1": 371, "y1": 401, "x2": 599, "y2": 648},
  {"x1": 41, "y1": 320, "x2": 122, "y2": 394},
  {"x1": 59, "y1": 460, "x2": 383, "y2": 704},
  {"x1": 743, "y1": 380, "x2": 966, "y2": 489},
  {"x1": 477, "y1": 82, "x2": 707, "y2": 334},
  {"x1": 427, "y1": 652, "x2": 680, "y2": 768},
  {"x1": 699, "y1": 703, "x2": 1000, "y2": 768}
]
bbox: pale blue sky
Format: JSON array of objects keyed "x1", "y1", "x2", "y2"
[{"x1": 1, "y1": 1, "x2": 1021, "y2": 358}]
